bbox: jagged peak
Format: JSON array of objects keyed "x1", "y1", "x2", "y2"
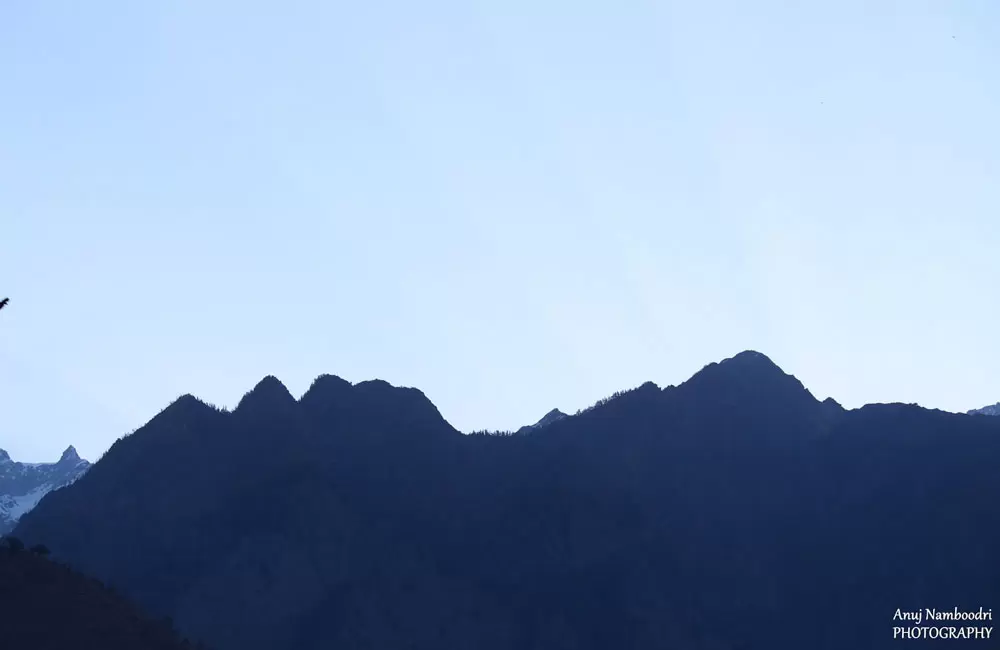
[
  {"x1": 0, "y1": 448, "x2": 9, "y2": 463},
  {"x1": 59, "y1": 446, "x2": 81, "y2": 464}
]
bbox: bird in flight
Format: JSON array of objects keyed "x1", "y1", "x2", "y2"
[{"x1": 0, "y1": 298, "x2": 8, "y2": 311}]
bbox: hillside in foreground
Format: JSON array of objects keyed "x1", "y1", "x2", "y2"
[{"x1": 0, "y1": 540, "x2": 198, "y2": 650}]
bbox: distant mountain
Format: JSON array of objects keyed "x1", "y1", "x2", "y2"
[
  {"x1": 968, "y1": 402, "x2": 1000, "y2": 416},
  {"x1": 16, "y1": 351, "x2": 1000, "y2": 650},
  {"x1": 515, "y1": 408, "x2": 568, "y2": 435},
  {"x1": 0, "y1": 539, "x2": 196, "y2": 650},
  {"x1": 0, "y1": 446, "x2": 90, "y2": 534}
]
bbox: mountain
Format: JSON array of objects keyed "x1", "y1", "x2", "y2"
[
  {"x1": 969, "y1": 402, "x2": 1000, "y2": 416},
  {"x1": 0, "y1": 446, "x2": 90, "y2": 534},
  {"x1": 16, "y1": 351, "x2": 1000, "y2": 650},
  {"x1": 0, "y1": 538, "x2": 197, "y2": 650},
  {"x1": 515, "y1": 408, "x2": 568, "y2": 435}
]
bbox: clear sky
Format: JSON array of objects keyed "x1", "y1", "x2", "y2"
[{"x1": 2, "y1": 1, "x2": 998, "y2": 462}]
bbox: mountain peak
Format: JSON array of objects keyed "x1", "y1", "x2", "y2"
[
  {"x1": 514, "y1": 408, "x2": 569, "y2": 435},
  {"x1": 536, "y1": 408, "x2": 568, "y2": 427},
  {"x1": 152, "y1": 394, "x2": 213, "y2": 426},
  {"x1": 692, "y1": 350, "x2": 790, "y2": 382},
  {"x1": 59, "y1": 446, "x2": 81, "y2": 464},
  {"x1": 300, "y1": 374, "x2": 353, "y2": 409},
  {"x1": 0, "y1": 449, "x2": 9, "y2": 463},
  {"x1": 720, "y1": 349, "x2": 780, "y2": 369},
  {"x1": 350, "y1": 380, "x2": 455, "y2": 436},
  {"x1": 679, "y1": 350, "x2": 821, "y2": 420},
  {"x1": 235, "y1": 375, "x2": 296, "y2": 413},
  {"x1": 254, "y1": 375, "x2": 290, "y2": 394},
  {"x1": 968, "y1": 402, "x2": 1000, "y2": 416}
]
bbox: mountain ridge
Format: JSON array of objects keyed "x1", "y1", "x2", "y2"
[
  {"x1": 0, "y1": 446, "x2": 90, "y2": 535},
  {"x1": 16, "y1": 350, "x2": 1000, "y2": 650},
  {"x1": 969, "y1": 402, "x2": 1000, "y2": 416}
]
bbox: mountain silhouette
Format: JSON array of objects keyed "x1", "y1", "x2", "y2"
[
  {"x1": 235, "y1": 375, "x2": 298, "y2": 415},
  {"x1": 15, "y1": 351, "x2": 1000, "y2": 650}
]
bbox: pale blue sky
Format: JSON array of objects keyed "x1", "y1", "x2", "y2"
[{"x1": 2, "y1": 1, "x2": 998, "y2": 462}]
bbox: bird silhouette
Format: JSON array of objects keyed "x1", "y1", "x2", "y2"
[{"x1": 0, "y1": 297, "x2": 8, "y2": 311}]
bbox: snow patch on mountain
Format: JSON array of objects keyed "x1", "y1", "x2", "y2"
[
  {"x1": 516, "y1": 409, "x2": 569, "y2": 435},
  {"x1": 0, "y1": 446, "x2": 91, "y2": 535},
  {"x1": 2, "y1": 487, "x2": 49, "y2": 521},
  {"x1": 968, "y1": 403, "x2": 1000, "y2": 416}
]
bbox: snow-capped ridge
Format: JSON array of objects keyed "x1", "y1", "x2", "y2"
[
  {"x1": 535, "y1": 408, "x2": 568, "y2": 428},
  {"x1": 516, "y1": 408, "x2": 570, "y2": 435},
  {"x1": 1, "y1": 447, "x2": 91, "y2": 534},
  {"x1": 968, "y1": 402, "x2": 1000, "y2": 416}
]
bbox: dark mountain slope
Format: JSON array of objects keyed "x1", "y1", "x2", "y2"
[
  {"x1": 16, "y1": 352, "x2": 1000, "y2": 650},
  {"x1": 0, "y1": 542, "x2": 196, "y2": 650}
]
